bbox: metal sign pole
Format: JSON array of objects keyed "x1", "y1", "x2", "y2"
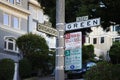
[{"x1": 55, "y1": 0, "x2": 65, "y2": 80}]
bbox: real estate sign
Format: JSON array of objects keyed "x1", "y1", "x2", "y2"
[{"x1": 65, "y1": 32, "x2": 82, "y2": 70}]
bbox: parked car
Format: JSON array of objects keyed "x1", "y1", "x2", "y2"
[
  {"x1": 86, "y1": 61, "x2": 96, "y2": 70},
  {"x1": 67, "y1": 61, "x2": 96, "y2": 79}
]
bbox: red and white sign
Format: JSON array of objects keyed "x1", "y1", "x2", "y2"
[{"x1": 65, "y1": 32, "x2": 82, "y2": 50}]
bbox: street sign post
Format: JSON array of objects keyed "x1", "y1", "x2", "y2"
[
  {"x1": 65, "y1": 18, "x2": 100, "y2": 31},
  {"x1": 65, "y1": 32, "x2": 82, "y2": 70},
  {"x1": 64, "y1": 17, "x2": 100, "y2": 71}
]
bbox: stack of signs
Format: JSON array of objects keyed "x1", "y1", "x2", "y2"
[{"x1": 65, "y1": 32, "x2": 82, "y2": 70}]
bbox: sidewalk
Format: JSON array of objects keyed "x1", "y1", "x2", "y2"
[
  {"x1": 38, "y1": 76, "x2": 54, "y2": 80},
  {"x1": 24, "y1": 76, "x2": 84, "y2": 80},
  {"x1": 38, "y1": 76, "x2": 84, "y2": 80},
  {"x1": 23, "y1": 76, "x2": 54, "y2": 80}
]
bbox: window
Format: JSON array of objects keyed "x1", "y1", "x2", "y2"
[
  {"x1": 6, "y1": 0, "x2": 21, "y2": 4},
  {"x1": 10, "y1": 0, "x2": 14, "y2": 4},
  {"x1": 88, "y1": 37, "x2": 90, "y2": 43},
  {"x1": 4, "y1": 37, "x2": 18, "y2": 52},
  {"x1": 16, "y1": 0, "x2": 20, "y2": 3},
  {"x1": 112, "y1": 25, "x2": 120, "y2": 32},
  {"x1": 3, "y1": 14, "x2": 20, "y2": 29},
  {"x1": 100, "y1": 37, "x2": 104, "y2": 43},
  {"x1": 115, "y1": 26, "x2": 120, "y2": 32},
  {"x1": 112, "y1": 26, "x2": 115, "y2": 31},
  {"x1": 13, "y1": 17, "x2": 19, "y2": 29},
  {"x1": 16, "y1": 0, "x2": 21, "y2": 4},
  {"x1": 93, "y1": 38, "x2": 97, "y2": 44},
  {"x1": 115, "y1": 37, "x2": 120, "y2": 42},
  {"x1": 3, "y1": 13, "x2": 9, "y2": 26}
]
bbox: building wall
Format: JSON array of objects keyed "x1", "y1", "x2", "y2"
[
  {"x1": 85, "y1": 26, "x2": 120, "y2": 60},
  {"x1": 0, "y1": 0, "x2": 30, "y2": 62},
  {"x1": 0, "y1": 0, "x2": 56, "y2": 62},
  {"x1": 28, "y1": 0, "x2": 45, "y2": 32},
  {"x1": 0, "y1": 11, "x2": 2, "y2": 23},
  {"x1": 28, "y1": 0, "x2": 56, "y2": 49}
]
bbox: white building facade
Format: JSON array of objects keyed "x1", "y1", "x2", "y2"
[{"x1": 85, "y1": 25, "x2": 120, "y2": 60}]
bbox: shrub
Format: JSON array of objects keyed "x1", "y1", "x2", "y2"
[
  {"x1": 84, "y1": 62, "x2": 120, "y2": 80},
  {"x1": 0, "y1": 58, "x2": 14, "y2": 80},
  {"x1": 19, "y1": 58, "x2": 32, "y2": 79},
  {"x1": 26, "y1": 53, "x2": 50, "y2": 76},
  {"x1": 111, "y1": 64, "x2": 120, "y2": 80}
]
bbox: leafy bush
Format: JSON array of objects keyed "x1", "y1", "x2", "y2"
[
  {"x1": 109, "y1": 41, "x2": 120, "y2": 64},
  {"x1": 111, "y1": 64, "x2": 120, "y2": 80},
  {"x1": 82, "y1": 45, "x2": 95, "y2": 63},
  {"x1": 84, "y1": 62, "x2": 120, "y2": 80},
  {"x1": 19, "y1": 58, "x2": 32, "y2": 79},
  {"x1": 26, "y1": 53, "x2": 50, "y2": 76},
  {"x1": 0, "y1": 58, "x2": 14, "y2": 80}
]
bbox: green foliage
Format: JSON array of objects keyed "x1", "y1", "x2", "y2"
[
  {"x1": 16, "y1": 33, "x2": 49, "y2": 57},
  {"x1": 111, "y1": 64, "x2": 120, "y2": 80},
  {"x1": 39, "y1": 0, "x2": 120, "y2": 30},
  {"x1": 84, "y1": 62, "x2": 120, "y2": 80},
  {"x1": 38, "y1": 0, "x2": 56, "y2": 27},
  {"x1": 76, "y1": 0, "x2": 99, "y2": 18},
  {"x1": 65, "y1": 0, "x2": 82, "y2": 22},
  {"x1": 82, "y1": 45, "x2": 95, "y2": 63},
  {"x1": 26, "y1": 53, "x2": 50, "y2": 76},
  {"x1": 81, "y1": 0, "x2": 120, "y2": 29},
  {"x1": 19, "y1": 58, "x2": 32, "y2": 79},
  {"x1": 84, "y1": 62, "x2": 112, "y2": 80},
  {"x1": 0, "y1": 59, "x2": 14, "y2": 80},
  {"x1": 102, "y1": 0, "x2": 120, "y2": 24},
  {"x1": 109, "y1": 41, "x2": 120, "y2": 64},
  {"x1": 16, "y1": 33, "x2": 50, "y2": 76}
]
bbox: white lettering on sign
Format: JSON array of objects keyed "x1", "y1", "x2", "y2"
[{"x1": 65, "y1": 18, "x2": 100, "y2": 31}]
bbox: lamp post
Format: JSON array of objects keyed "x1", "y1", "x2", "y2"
[{"x1": 55, "y1": 0, "x2": 65, "y2": 80}]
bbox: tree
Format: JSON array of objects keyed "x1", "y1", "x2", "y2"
[
  {"x1": 38, "y1": 0, "x2": 120, "y2": 30},
  {"x1": 16, "y1": 33, "x2": 49, "y2": 57},
  {"x1": 16, "y1": 33, "x2": 50, "y2": 75},
  {"x1": 82, "y1": 45, "x2": 95, "y2": 63},
  {"x1": 93, "y1": 0, "x2": 120, "y2": 29},
  {"x1": 65, "y1": 0, "x2": 120, "y2": 29},
  {"x1": 65, "y1": 0, "x2": 82, "y2": 23},
  {"x1": 109, "y1": 41, "x2": 120, "y2": 64},
  {"x1": 38, "y1": 0, "x2": 56, "y2": 27},
  {"x1": 19, "y1": 58, "x2": 32, "y2": 79}
]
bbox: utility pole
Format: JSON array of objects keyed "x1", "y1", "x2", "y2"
[{"x1": 55, "y1": 0, "x2": 65, "y2": 80}]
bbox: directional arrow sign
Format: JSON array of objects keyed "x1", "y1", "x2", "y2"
[{"x1": 65, "y1": 18, "x2": 100, "y2": 31}]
